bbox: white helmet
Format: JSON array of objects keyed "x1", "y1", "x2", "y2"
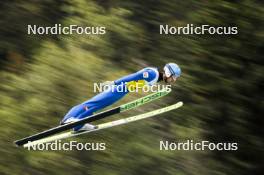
[{"x1": 164, "y1": 63, "x2": 181, "y2": 78}]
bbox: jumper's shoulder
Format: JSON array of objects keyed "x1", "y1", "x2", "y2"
[{"x1": 139, "y1": 67, "x2": 159, "y2": 82}]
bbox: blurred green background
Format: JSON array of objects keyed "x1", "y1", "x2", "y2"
[{"x1": 0, "y1": 0, "x2": 263, "y2": 175}]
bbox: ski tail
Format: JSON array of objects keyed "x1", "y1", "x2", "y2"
[{"x1": 23, "y1": 102, "x2": 183, "y2": 148}]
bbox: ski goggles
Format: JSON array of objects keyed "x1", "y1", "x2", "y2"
[{"x1": 164, "y1": 66, "x2": 178, "y2": 80}]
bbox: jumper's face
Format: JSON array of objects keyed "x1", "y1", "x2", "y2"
[{"x1": 163, "y1": 74, "x2": 178, "y2": 83}]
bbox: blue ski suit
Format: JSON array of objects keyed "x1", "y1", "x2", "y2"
[{"x1": 61, "y1": 67, "x2": 159, "y2": 129}]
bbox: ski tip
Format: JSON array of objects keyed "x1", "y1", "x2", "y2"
[
  {"x1": 175, "y1": 101, "x2": 183, "y2": 108},
  {"x1": 178, "y1": 101, "x2": 183, "y2": 106}
]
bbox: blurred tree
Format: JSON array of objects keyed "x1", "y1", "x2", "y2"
[
  {"x1": 0, "y1": 0, "x2": 263, "y2": 175},
  {"x1": 0, "y1": 0, "x2": 71, "y2": 72}
]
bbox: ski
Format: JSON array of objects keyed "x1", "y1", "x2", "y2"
[
  {"x1": 23, "y1": 102, "x2": 183, "y2": 148},
  {"x1": 15, "y1": 88, "x2": 171, "y2": 146}
]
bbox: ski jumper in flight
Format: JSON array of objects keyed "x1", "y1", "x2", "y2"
[{"x1": 60, "y1": 63, "x2": 181, "y2": 131}]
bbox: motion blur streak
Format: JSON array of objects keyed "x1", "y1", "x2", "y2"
[{"x1": 0, "y1": 1, "x2": 263, "y2": 175}]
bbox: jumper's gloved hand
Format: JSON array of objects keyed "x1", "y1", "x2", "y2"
[{"x1": 127, "y1": 80, "x2": 145, "y2": 92}]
